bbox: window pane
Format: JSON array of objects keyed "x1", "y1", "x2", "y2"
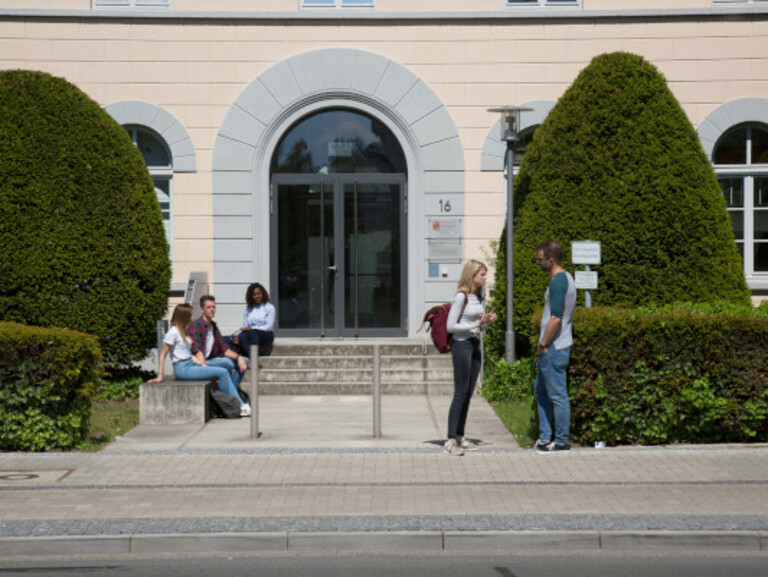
[
  {"x1": 154, "y1": 179, "x2": 171, "y2": 245},
  {"x1": 720, "y1": 177, "x2": 744, "y2": 208},
  {"x1": 95, "y1": 0, "x2": 130, "y2": 5},
  {"x1": 304, "y1": 0, "x2": 335, "y2": 5},
  {"x1": 752, "y1": 126, "x2": 768, "y2": 165},
  {"x1": 272, "y1": 109, "x2": 406, "y2": 174},
  {"x1": 713, "y1": 126, "x2": 747, "y2": 165},
  {"x1": 136, "y1": 0, "x2": 170, "y2": 4},
  {"x1": 137, "y1": 130, "x2": 170, "y2": 167},
  {"x1": 729, "y1": 210, "x2": 744, "y2": 240},
  {"x1": 507, "y1": 0, "x2": 538, "y2": 3},
  {"x1": 755, "y1": 242, "x2": 768, "y2": 272},
  {"x1": 342, "y1": 0, "x2": 374, "y2": 4},
  {"x1": 513, "y1": 130, "x2": 535, "y2": 167},
  {"x1": 755, "y1": 177, "x2": 768, "y2": 208},
  {"x1": 755, "y1": 211, "x2": 768, "y2": 240}
]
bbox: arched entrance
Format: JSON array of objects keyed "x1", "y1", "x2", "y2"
[
  {"x1": 271, "y1": 108, "x2": 407, "y2": 337},
  {"x1": 211, "y1": 49, "x2": 465, "y2": 336}
]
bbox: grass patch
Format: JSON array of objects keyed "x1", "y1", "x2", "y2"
[
  {"x1": 492, "y1": 398, "x2": 536, "y2": 448},
  {"x1": 77, "y1": 398, "x2": 139, "y2": 452}
]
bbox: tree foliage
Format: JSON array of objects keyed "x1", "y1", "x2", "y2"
[
  {"x1": 0, "y1": 70, "x2": 171, "y2": 364},
  {"x1": 487, "y1": 52, "x2": 749, "y2": 359}
]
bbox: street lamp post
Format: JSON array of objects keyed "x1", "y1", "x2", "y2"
[{"x1": 488, "y1": 106, "x2": 530, "y2": 364}]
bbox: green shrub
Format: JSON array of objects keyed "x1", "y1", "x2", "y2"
[
  {"x1": 94, "y1": 366, "x2": 153, "y2": 400},
  {"x1": 481, "y1": 356, "x2": 536, "y2": 403},
  {"x1": 0, "y1": 321, "x2": 102, "y2": 451},
  {"x1": 487, "y1": 52, "x2": 749, "y2": 360},
  {"x1": 0, "y1": 70, "x2": 171, "y2": 365},
  {"x1": 535, "y1": 307, "x2": 768, "y2": 445}
]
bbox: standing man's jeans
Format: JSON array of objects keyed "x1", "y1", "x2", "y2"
[
  {"x1": 534, "y1": 346, "x2": 571, "y2": 445},
  {"x1": 448, "y1": 338, "x2": 482, "y2": 440},
  {"x1": 174, "y1": 357, "x2": 248, "y2": 404}
]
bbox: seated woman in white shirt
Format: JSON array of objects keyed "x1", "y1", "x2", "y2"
[
  {"x1": 237, "y1": 282, "x2": 276, "y2": 358},
  {"x1": 148, "y1": 303, "x2": 251, "y2": 417}
]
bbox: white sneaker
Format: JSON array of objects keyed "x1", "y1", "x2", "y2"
[
  {"x1": 240, "y1": 404, "x2": 252, "y2": 417},
  {"x1": 443, "y1": 439, "x2": 465, "y2": 456},
  {"x1": 458, "y1": 437, "x2": 480, "y2": 451}
]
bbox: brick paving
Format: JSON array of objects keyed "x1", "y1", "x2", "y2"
[{"x1": 1, "y1": 395, "x2": 767, "y2": 540}]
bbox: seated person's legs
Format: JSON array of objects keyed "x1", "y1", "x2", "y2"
[
  {"x1": 207, "y1": 355, "x2": 249, "y2": 392},
  {"x1": 176, "y1": 359, "x2": 246, "y2": 405},
  {"x1": 239, "y1": 330, "x2": 274, "y2": 357}
]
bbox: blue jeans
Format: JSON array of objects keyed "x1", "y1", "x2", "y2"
[
  {"x1": 174, "y1": 357, "x2": 248, "y2": 404},
  {"x1": 534, "y1": 346, "x2": 571, "y2": 445},
  {"x1": 447, "y1": 338, "x2": 482, "y2": 439}
]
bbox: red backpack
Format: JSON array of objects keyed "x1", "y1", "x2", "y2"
[{"x1": 419, "y1": 291, "x2": 468, "y2": 354}]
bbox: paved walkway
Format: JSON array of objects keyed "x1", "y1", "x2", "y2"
[{"x1": 1, "y1": 394, "x2": 767, "y2": 557}]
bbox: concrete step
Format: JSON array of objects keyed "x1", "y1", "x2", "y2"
[
  {"x1": 261, "y1": 355, "x2": 452, "y2": 370},
  {"x1": 265, "y1": 342, "x2": 443, "y2": 357},
  {"x1": 257, "y1": 382, "x2": 455, "y2": 395},
  {"x1": 251, "y1": 340, "x2": 454, "y2": 395},
  {"x1": 258, "y1": 368, "x2": 454, "y2": 383}
]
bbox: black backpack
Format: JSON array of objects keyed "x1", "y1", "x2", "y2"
[{"x1": 210, "y1": 389, "x2": 241, "y2": 419}]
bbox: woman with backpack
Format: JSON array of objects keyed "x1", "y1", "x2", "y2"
[{"x1": 444, "y1": 259, "x2": 497, "y2": 455}]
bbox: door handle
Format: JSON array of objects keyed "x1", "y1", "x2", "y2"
[{"x1": 328, "y1": 265, "x2": 338, "y2": 272}]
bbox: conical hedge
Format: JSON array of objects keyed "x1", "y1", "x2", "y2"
[
  {"x1": 0, "y1": 70, "x2": 171, "y2": 364},
  {"x1": 487, "y1": 52, "x2": 750, "y2": 359}
]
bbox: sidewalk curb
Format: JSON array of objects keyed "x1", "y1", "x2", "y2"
[{"x1": 1, "y1": 530, "x2": 765, "y2": 557}]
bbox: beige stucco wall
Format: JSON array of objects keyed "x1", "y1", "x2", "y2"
[
  {"x1": 1, "y1": 12, "x2": 766, "y2": 291},
  {"x1": 0, "y1": 1, "x2": 729, "y2": 14}
]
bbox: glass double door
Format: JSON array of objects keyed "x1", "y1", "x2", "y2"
[{"x1": 272, "y1": 174, "x2": 407, "y2": 337}]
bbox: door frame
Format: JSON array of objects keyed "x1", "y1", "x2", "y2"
[{"x1": 271, "y1": 173, "x2": 408, "y2": 338}]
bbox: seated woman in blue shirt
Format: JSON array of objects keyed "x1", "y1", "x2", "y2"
[{"x1": 237, "y1": 282, "x2": 275, "y2": 358}]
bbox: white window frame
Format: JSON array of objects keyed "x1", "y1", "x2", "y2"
[
  {"x1": 713, "y1": 1, "x2": 768, "y2": 4},
  {"x1": 506, "y1": 0, "x2": 580, "y2": 7},
  {"x1": 301, "y1": 0, "x2": 375, "y2": 9},
  {"x1": 714, "y1": 125, "x2": 768, "y2": 278},
  {"x1": 93, "y1": 0, "x2": 170, "y2": 9},
  {"x1": 125, "y1": 126, "x2": 174, "y2": 260}
]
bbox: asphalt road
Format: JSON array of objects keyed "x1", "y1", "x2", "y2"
[{"x1": 1, "y1": 551, "x2": 766, "y2": 577}]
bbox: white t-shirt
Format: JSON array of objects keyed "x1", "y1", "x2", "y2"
[
  {"x1": 163, "y1": 326, "x2": 192, "y2": 364},
  {"x1": 205, "y1": 325, "x2": 215, "y2": 359}
]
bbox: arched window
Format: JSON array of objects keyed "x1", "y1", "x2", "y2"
[
  {"x1": 271, "y1": 108, "x2": 406, "y2": 175},
  {"x1": 125, "y1": 126, "x2": 173, "y2": 251},
  {"x1": 714, "y1": 123, "x2": 768, "y2": 274}
]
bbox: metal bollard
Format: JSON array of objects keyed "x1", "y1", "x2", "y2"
[
  {"x1": 373, "y1": 344, "x2": 381, "y2": 438},
  {"x1": 250, "y1": 344, "x2": 259, "y2": 439}
]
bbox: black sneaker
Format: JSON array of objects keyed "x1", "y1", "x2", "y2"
[
  {"x1": 545, "y1": 442, "x2": 571, "y2": 452},
  {"x1": 533, "y1": 439, "x2": 552, "y2": 452}
]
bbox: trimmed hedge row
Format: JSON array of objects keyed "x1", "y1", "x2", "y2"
[
  {"x1": 528, "y1": 306, "x2": 768, "y2": 445},
  {"x1": 0, "y1": 322, "x2": 102, "y2": 451}
]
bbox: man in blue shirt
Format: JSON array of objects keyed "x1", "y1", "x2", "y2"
[{"x1": 533, "y1": 241, "x2": 577, "y2": 453}]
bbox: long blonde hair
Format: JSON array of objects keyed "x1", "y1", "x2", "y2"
[
  {"x1": 170, "y1": 304, "x2": 193, "y2": 344},
  {"x1": 457, "y1": 259, "x2": 487, "y2": 298}
]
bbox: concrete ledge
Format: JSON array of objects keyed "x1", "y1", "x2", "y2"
[
  {"x1": 445, "y1": 531, "x2": 600, "y2": 551},
  {"x1": 130, "y1": 532, "x2": 286, "y2": 554},
  {"x1": 0, "y1": 536, "x2": 131, "y2": 556},
  {"x1": 600, "y1": 531, "x2": 763, "y2": 552},
  {"x1": 287, "y1": 531, "x2": 444, "y2": 552},
  {"x1": 140, "y1": 380, "x2": 214, "y2": 425},
  {"x1": 2, "y1": 530, "x2": 766, "y2": 557}
]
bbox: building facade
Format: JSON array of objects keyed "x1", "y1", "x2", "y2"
[{"x1": 1, "y1": 0, "x2": 767, "y2": 336}]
